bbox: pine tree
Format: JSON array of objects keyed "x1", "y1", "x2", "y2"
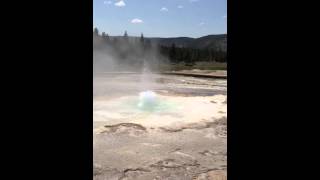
[
  {"x1": 140, "y1": 33, "x2": 144, "y2": 43},
  {"x1": 169, "y1": 43, "x2": 177, "y2": 63},
  {"x1": 210, "y1": 50, "x2": 215, "y2": 61},
  {"x1": 140, "y1": 33, "x2": 145, "y2": 56},
  {"x1": 94, "y1": 27, "x2": 99, "y2": 36},
  {"x1": 184, "y1": 49, "x2": 191, "y2": 65},
  {"x1": 177, "y1": 48, "x2": 184, "y2": 62},
  {"x1": 106, "y1": 34, "x2": 110, "y2": 41},
  {"x1": 124, "y1": 30, "x2": 129, "y2": 41}
]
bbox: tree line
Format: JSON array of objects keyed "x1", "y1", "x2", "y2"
[{"x1": 93, "y1": 28, "x2": 226, "y2": 65}]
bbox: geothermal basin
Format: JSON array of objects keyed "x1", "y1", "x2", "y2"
[{"x1": 93, "y1": 72, "x2": 227, "y2": 180}]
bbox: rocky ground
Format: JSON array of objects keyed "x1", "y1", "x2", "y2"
[{"x1": 93, "y1": 73, "x2": 227, "y2": 180}]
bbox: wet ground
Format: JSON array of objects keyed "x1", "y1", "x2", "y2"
[{"x1": 93, "y1": 73, "x2": 227, "y2": 180}]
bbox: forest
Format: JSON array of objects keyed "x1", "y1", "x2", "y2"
[{"x1": 93, "y1": 28, "x2": 227, "y2": 68}]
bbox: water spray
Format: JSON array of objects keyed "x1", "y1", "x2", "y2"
[{"x1": 137, "y1": 90, "x2": 158, "y2": 109}]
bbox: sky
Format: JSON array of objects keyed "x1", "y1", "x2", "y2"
[{"x1": 93, "y1": 0, "x2": 227, "y2": 38}]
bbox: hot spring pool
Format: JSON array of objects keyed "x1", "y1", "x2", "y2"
[
  {"x1": 93, "y1": 73, "x2": 227, "y2": 129},
  {"x1": 94, "y1": 95, "x2": 226, "y2": 129}
]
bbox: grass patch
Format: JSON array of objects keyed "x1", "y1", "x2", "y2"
[{"x1": 154, "y1": 62, "x2": 227, "y2": 72}]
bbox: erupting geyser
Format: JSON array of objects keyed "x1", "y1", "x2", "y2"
[{"x1": 138, "y1": 91, "x2": 158, "y2": 109}]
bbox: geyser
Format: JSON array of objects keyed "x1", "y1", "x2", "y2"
[{"x1": 137, "y1": 91, "x2": 158, "y2": 110}]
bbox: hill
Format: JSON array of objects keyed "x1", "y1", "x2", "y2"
[{"x1": 148, "y1": 34, "x2": 227, "y2": 52}]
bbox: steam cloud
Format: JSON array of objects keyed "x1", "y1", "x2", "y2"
[{"x1": 93, "y1": 30, "x2": 168, "y2": 75}]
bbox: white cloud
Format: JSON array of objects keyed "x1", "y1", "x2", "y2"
[
  {"x1": 199, "y1": 22, "x2": 205, "y2": 26},
  {"x1": 104, "y1": 1, "x2": 112, "y2": 5},
  {"x1": 160, "y1": 7, "x2": 168, "y2": 12},
  {"x1": 178, "y1": 5, "x2": 183, "y2": 9},
  {"x1": 114, "y1": 0, "x2": 125, "y2": 7},
  {"x1": 131, "y1": 18, "x2": 143, "y2": 24}
]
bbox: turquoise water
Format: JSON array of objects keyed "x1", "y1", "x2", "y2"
[{"x1": 122, "y1": 96, "x2": 177, "y2": 113}]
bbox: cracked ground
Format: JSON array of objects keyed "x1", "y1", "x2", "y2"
[{"x1": 93, "y1": 73, "x2": 227, "y2": 180}]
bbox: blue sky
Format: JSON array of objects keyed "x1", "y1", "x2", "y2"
[{"x1": 93, "y1": 0, "x2": 227, "y2": 38}]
